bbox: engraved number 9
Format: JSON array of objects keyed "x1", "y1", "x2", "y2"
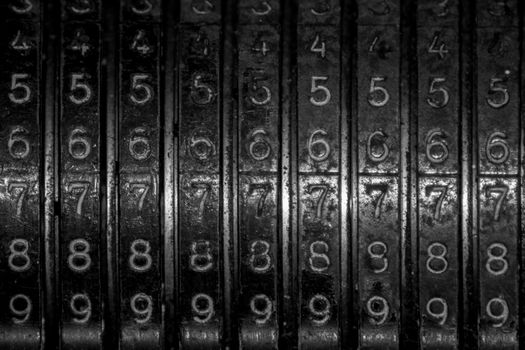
[
  {"x1": 10, "y1": 294, "x2": 32, "y2": 324},
  {"x1": 308, "y1": 294, "x2": 331, "y2": 325},
  {"x1": 192, "y1": 293, "x2": 214, "y2": 323},
  {"x1": 70, "y1": 293, "x2": 92, "y2": 324},
  {"x1": 366, "y1": 295, "x2": 389, "y2": 325},
  {"x1": 426, "y1": 297, "x2": 448, "y2": 325},
  {"x1": 130, "y1": 293, "x2": 153, "y2": 324},
  {"x1": 486, "y1": 297, "x2": 508, "y2": 328},
  {"x1": 250, "y1": 294, "x2": 273, "y2": 324}
]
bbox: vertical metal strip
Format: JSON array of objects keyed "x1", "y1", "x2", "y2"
[
  {"x1": 518, "y1": 2, "x2": 525, "y2": 348},
  {"x1": 280, "y1": 0, "x2": 297, "y2": 347},
  {"x1": 340, "y1": 0, "x2": 351, "y2": 348},
  {"x1": 349, "y1": 0, "x2": 360, "y2": 347},
  {"x1": 163, "y1": 0, "x2": 177, "y2": 348},
  {"x1": 102, "y1": 0, "x2": 118, "y2": 349},
  {"x1": 460, "y1": 0, "x2": 475, "y2": 347},
  {"x1": 401, "y1": 0, "x2": 417, "y2": 347},
  {"x1": 222, "y1": 1, "x2": 236, "y2": 347},
  {"x1": 43, "y1": 0, "x2": 59, "y2": 348}
]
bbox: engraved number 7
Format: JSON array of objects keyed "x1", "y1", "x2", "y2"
[
  {"x1": 366, "y1": 184, "x2": 389, "y2": 219},
  {"x1": 425, "y1": 185, "x2": 448, "y2": 220},
  {"x1": 67, "y1": 182, "x2": 90, "y2": 216},
  {"x1": 307, "y1": 184, "x2": 329, "y2": 219},
  {"x1": 192, "y1": 182, "x2": 211, "y2": 221},
  {"x1": 248, "y1": 183, "x2": 272, "y2": 217},
  {"x1": 8, "y1": 182, "x2": 29, "y2": 217},
  {"x1": 129, "y1": 183, "x2": 150, "y2": 212},
  {"x1": 486, "y1": 185, "x2": 509, "y2": 221}
]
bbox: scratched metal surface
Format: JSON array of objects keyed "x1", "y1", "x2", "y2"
[{"x1": 0, "y1": 0, "x2": 523, "y2": 349}]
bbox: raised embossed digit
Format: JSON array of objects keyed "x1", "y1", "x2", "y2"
[
  {"x1": 308, "y1": 294, "x2": 331, "y2": 325},
  {"x1": 68, "y1": 73, "x2": 92, "y2": 105},
  {"x1": 7, "y1": 181, "x2": 29, "y2": 217},
  {"x1": 66, "y1": 181, "x2": 91, "y2": 216},
  {"x1": 249, "y1": 240, "x2": 272, "y2": 274},
  {"x1": 67, "y1": 238, "x2": 92, "y2": 273},
  {"x1": 10, "y1": 30, "x2": 31, "y2": 53},
  {"x1": 250, "y1": 294, "x2": 273, "y2": 324},
  {"x1": 426, "y1": 242, "x2": 448, "y2": 274},
  {"x1": 8, "y1": 238, "x2": 31, "y2": 272},
  {"x1": 248, "y1": 128, "x2": 272, "y2": 161},
  {"x1": 190, "y1": 240, "x2": 213, "y2": 272},
  {"x1": 8, "y1": 126, "x2": 31, "y2": 160},
  {"x1": 131, "y1": 30, "x2": 152, "y2": 55},
  {"x1": 247, "y1": 183, "x2": 271, "y2": 217},
  {"x1": 188, "y1": 130, "x2": 215, "y2": 161},
  {"x1": 486, "y1": 77, "x2": 510, "y2": 109},
  {"x1": 309, "y1": 76, "x2": 331, "y2": 106},
  {"x1": 130, "y1": 293, "x2": 153, "y2": 324},
  {"x1": 128, "y1": 182, "x2": 150, "y2": 211},
  {"x1": 485, "y1": 132, "x2": 510, "y2": 165},
  {"x1": 191, "y1": 182, "x2": 211, "y2": 221},
  {"x1": 425, "y1": 185, "x2": 448, "y2": 220},
  {"x1": 192, "y1": 293, "x2": 214, "y2": 323},
  {"x1": 130, "y1": 73, "x2": 153, "y2": 105},
  {"x1": 365, "y1": 184, "x2": 388, "y2": 219},
  {"x1": 486, "y1": 243, "x2": 508, "y2": 276},
  {"x1": 307, "y1": 130, "x2": 331, "y2": 162},
  {"x1": 129, "y1": 127, "x2": 151, "y2": 161},
  {"x1": 308, "y1": 241, "x2": 330, "y2": 273},
  {"x1": 68, "y1": 127, "x2": 92, "y2": 160},
  {"x1": 428, "y1": 33, "x2": 449, "y2": 59},
  {"x1": 70, "y1": 293, "x2": 92, "y2": 324},
  {"x1": 9, "y1": 294, "x2": 32, "y2": 324},
  {"x1": 426, "y1": 297, "x2": 448, "y2": 325},
  {"x1": 425, "y1": 129, "x2": 449, "y2": 164},
  {"x1": 306, "y1": 184, "x2": 329, "y2": 219},
  {"x1": 310, "y1": 34, "x2": 326, "y2": 58},
  {"x1": 367, "y1": 241, "x2": 388, "y2": 273},
  {"x1": 485, "y1": 185, "x2": 508, "y2": 221},
  {"x1": 129, "y1": 239, "x2": 153, "y2": 272},
  {"x1": 368, "y1": 76, "x2": 390, "y2": 107},
  {"x1": 8, "y1": 73, "x2": 31, "y2": 104},
  {"x1": 191, "y1": 74, "x2": 215, "y2": 105},
  {"x1": 486, "y1": 298, "x2": 508, "y2": 328},
  {"x1": 366, "y1": 296, "x2": 389, "y2": 325},
  {"x1": 367, "y1": 130, "x2": 389, "y2": 163},
  {"x1": 426, "y1": 77, "x2": 449, "y2": 108}
]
